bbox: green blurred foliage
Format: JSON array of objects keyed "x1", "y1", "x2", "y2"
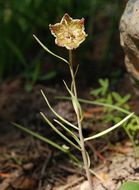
[
  {"x1": 0, "y1": 0, "x2": 125, "y2": 86},
  {"x1": 119, "y1": 181, "x2": 139, "y2": 190}
]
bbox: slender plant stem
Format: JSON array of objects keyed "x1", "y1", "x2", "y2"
[{"x1": 68, "y1": 50, "x2": 93, "y2": 190}]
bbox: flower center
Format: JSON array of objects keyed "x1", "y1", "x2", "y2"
[{"x1": 65, "y1": 31, "x2": 75, "y2": 41}]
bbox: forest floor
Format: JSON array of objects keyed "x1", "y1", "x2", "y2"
[{"x1": 0, "y1": 76, "x2": 139, "y2": 190}]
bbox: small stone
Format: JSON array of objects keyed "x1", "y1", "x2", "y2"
[{"x1": 23, "y1": 163, "x2": 34, "y2": 170}]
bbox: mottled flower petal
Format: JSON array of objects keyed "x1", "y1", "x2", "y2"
[
  {"x1": 61, "y1": 13, "x2": 72, "y2": 25},
  {"x1": 49, "y1": 13, "x2": 87, "y2": 50}
]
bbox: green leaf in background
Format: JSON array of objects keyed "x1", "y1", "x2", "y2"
[
  {"x1": 5, "y1": 38, "x2": 26, "y2": 66},
  {"x1": 99, "y1": 78, "x2": 109, "y2": 96},
  {"x1": 91, "y1": 78, "x2": 109, "y2": 97},
  {"x1": 118, "y1": 181, "x2": 139, "y2": 190},
  {"x1": 112, "y1": 92, "x2": 131, "y2": 107}
]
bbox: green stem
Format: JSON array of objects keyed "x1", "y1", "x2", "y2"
[{"x1": 68, "y1": 50, "x2": 93, "y2": 190}]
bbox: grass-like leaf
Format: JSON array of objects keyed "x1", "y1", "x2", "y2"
[
  {"x1": 86, "y1": 150, "x2": 90, "y2": 168},
  {"x1": 54, "y1": 119, "x2": 80, "y2": 146},
  {"x1": 84, "y1": 112, "x2": 134, "y2": 141},
  {"x1": 40, "y1": 112, "x2": 81, "y2": 150},
  {"x1": 41, "y1": 90, "x2": 78, "y2": 130},
  {"x1": 63, "y1": 81, "x2": 83, "y2": 120},
  {"x1": 12, "y1": 122, "x2": 67, "y2": 153},
  {"x1": 56, "y1": 96, "x2": 131, "y2": 115},
  {"x1": 33, "y1": 35, "x2": 69, "y2": 65}
]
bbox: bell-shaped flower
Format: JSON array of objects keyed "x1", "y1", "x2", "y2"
[{"x1": 49, "y1": 13, "x2": 87, "y2": 50}]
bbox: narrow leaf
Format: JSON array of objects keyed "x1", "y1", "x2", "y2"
[
  {"x1": 112, "y1": 92, "x2": 122, "y2": 102},
  {"x1": 63, "y1": 81, "x2": 83, "y2": 120},
  {"x1": 40, "y1": 112, "x2": 81, "y2": 151},
  {"x1": 12, "y1": 122, "x2": 67, "y2": 153},
  {"x1": 33, "y1": 35, "x2": 69, "y2": 65},
  {"x1": 86, "y1": 150, "x2": 90, "y2": 168},
  {"x1": 41, "y1": 90, "x2": 78, "y2": 130},
  {"x1": 78, "y1": 98, "x2": 131, "y2": 115},
  {"x1": 54, "y1": 119, "x2": 80, "y2": 146},
  {"x1": 57, "y1": 96, "x2": 130, "y2": 115},
  {"x1": 89, "y1": 169, "x2": 105, "y2": 183},
  {"x1": 84, "y1": 112, "x2": 134, "y2": 141}
]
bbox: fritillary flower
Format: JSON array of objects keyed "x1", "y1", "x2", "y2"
[{"x1": 49, "y1": 13, "x2": 87, "y2": 50}]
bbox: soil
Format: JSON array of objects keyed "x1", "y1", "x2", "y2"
[{"x1": 0, "y1": 76, "x2": 139, "y2": 190}]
